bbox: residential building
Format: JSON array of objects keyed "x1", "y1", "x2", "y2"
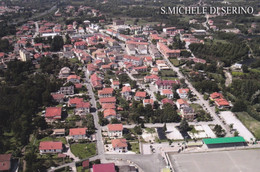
[
  {"x1": 59, "y1": 67, "x2": 71, "y2": 79},
  {"x1": 51, "y1": 93, "x2": 65, "y2": 103},
  {"x1": 111, "y1": 138, "x2": 128, "y2": 153},
  {"x1": 98, "y1": 88, "x2": 114, "y2": 98},
  {"x1": 39, "y1": 141, "x2": 63, "y2": 154},
  {"x1": 143, "y1": 99, "x2": 154, "y2": 107},
  {"x1": 52, "y1": 129, "x2": 65, "y2": 136},
  {"x1": 144, "y1": 74, "x2": 159, "y2": 83},
  {"x1": 99, "y1": 97, "x2": 116, "y2": 105},
  {"x1": 67, "y1": 75, "x2": 81, "y2": 83},
  {"x1": 93, "y1": 163, "x2": 116, "y2": 172},
  {"x1": 60, "y1": 86, "x2": 74, "y2": 95},
  {"x1": 69, "y1": 128, "x2": 88, "y2": 140},
  {"x1": 161, "y1": 89, "x2": 173, "y2": 99},
  {"x1": 176, "y1": 99, "x2": 188, "y2": 109},
  {"x1": 180, "y1": 106, "x2": 196, "y2": 121},
  {"x1": 215, "y1": 99, "x2": 230, "y2": 109},
  {"x1": 210, "y1": 92, "x2": 224, "y2": 101},
  {"x1": 176, "y1": 88, "x2": 190, "y2": 99},
  {"x1": 161, "y1": 98, "x2": 174, "y2": 105},
  {"x1": 0, "y1": 154, "x2": 12, "y2": 171},
  {"x1": 45, "y1": 107, "x2": 62, "y2": 122},
  {"x1": 121, "y1": 86, "x2": 132, "y2": 100},
  {"x1": 104, "y1": 108, "x2": 117, "y2": 120},
  {"x1": 112, "y1": 80, "x2": 120, "y2": 89},
  {"x1": 134, "y1": 91, "x2": 146, "y2": 101},
  {"x1": 90, "y1": 73, "x2": 103, "y2": 89},
  {"x1": 157, "y1": 42, "x2": 180, "y2": 58},
  {"x1": 156, "y1": 79, "x2": 179, "y2": 90},
  {"x1": 107, "y1": 124, "x2": 123, "y2": 138}
]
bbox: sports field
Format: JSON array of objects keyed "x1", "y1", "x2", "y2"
[{"x1": 169, "y1": 149, "x2": 260, "y2": 172}]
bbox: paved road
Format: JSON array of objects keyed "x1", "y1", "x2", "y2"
[
  {"x1": 224, "y1": 70, "x2": 232, "y2": 87},
  {"x1": 83, "y1": 66, "x2": 105, "y2": 155},
  {"x1": 163, "y1": 55, "x2": 230, "y2": 135}
]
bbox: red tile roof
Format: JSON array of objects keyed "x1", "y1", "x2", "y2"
[
  {"x1": 51, "y1": 93, "x2": 64, "y2": 100},
  {"x1": 107, "y1": 124, "x2": 123, "y2": 131},
  {"x1": 82, "y1": 160, "x2": 90, "y2": 168},
  {"x1": 162, "y1": 98, "x2": 174, "y2": 105},
  {"x1": 76, "y1": 102, "x2": 90, "y2": 108},
  {"x1": 122, "y1": 86, "x2": 131, "y2": 93},
  {"x1": 67, "y1": 75, "x2": 81, "y2": 81},
  {"x1": 135, "y1": 91, "x2": 146, "y2": 98},
  {"x1": 177, "y1": 88, "x2": 190, "y2": 94},
  {"x1": 93, "y1": 163, "x2": 116, "y2": 172},
  {"x1": 39, "y1": 141, "x2": 63, "y2": 150},
  {"x1": 177, "y1": 99, "x2": 188, "y2": 105},
  {"x1": 143, "y1": 99, "x2": 154, "y2": 104},
  {"x1": 99, "y1": 97, "x2": 116, "y2": 104},
  {"x1": 45, "y1": 107, "x2": 62, "y2": 119},
  {"x1": 0, "y1": 154, "x2": 11, "y2": 171},
  {"x1": 111, "y1": 138, "x2": 127, "y2": 148},
  {"x1": 104, "y1": 109, "x2": 116, "y2": 118},
  {"x1": 210, "y1": 92, "x2": 224, "y2": 99},
  {"x1": 69, "y1": 97, "x2": 84, "y2": 105},
  {"x1": 162, "y1": 89, "x2": 173, "y2": 95},
  {"x1": 102, "y1": 103, "x2": 116, "y2": 109},
  {"x1": 112, "y1": 80, "x2": 120, "y2": 85},
  {"x1": 98, "y1": 88, "x2": 114, "y2": 95},
  {"x1": 215, "y1": 99, "x2": 230, "y2": 106},
  {"x1": 69, "y1": 128, "x2": 87, "y2": 136}
]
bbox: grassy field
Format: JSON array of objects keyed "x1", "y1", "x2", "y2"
[
  {"x1": 169, "y1": 59, "x2": 185, "y2": 67},
  {"x1": 160, "y1": 70, "x2": 177, "y2": 77},
  {"x1": 39, "y1": 136, "x2": 67, "y2": 145},
  {"x1": 145, "y1": 128, "x2": 156, "y2": 133},
  {"x1": 77, "y1": 166, "x2": 89, "y2": 172},
  {"x1": 71, "y1": 143, "x2": 96, "y2": 159},
  {"x1": 236, "y1": 112, "x2": 260, "y2": 140},
  {"x1": 129, "y1": 142, "x2": 140, "y2": 154}
]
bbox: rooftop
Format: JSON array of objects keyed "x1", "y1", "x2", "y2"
[{"x1": 203, "y1": 137, "x2": 246, "y2": 145}]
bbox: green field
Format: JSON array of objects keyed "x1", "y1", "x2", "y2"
[
  {"x1": 129, "y1": 142, "x2": 140, "y2": 154},
  {"x1": 71, "y1": 143, "x2": 96, "y2": 159},
  {"x1": 169, "y1": 59, "x2": 185, "y2": 67},
  {"x1": 39, "y1": 136, "x2": 67, "y2": 145},
  {"x1": 160, "y1": 70, "x2": 177, "y2": 77},
  {"x1": 236, "y1": 112, "x2": 260, "y2": 140}
]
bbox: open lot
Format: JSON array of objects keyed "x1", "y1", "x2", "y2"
[
  {"x1": 169, "y1": 149, "x2": 260, "y2": 172},
  {"x1": 220, "y1": 111, "x2": 255, "y2": 142}
]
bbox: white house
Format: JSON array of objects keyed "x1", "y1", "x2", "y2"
[
  {"x1": 39, "y1": 141, "x2": 63, "y2": 154},
  {"x1": 107, "y1": 124, "x2": 123, "y2": 138}
]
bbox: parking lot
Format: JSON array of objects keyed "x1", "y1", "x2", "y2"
[
  {"x1": 220, "y1": 111, "x2": 255, "y2": 141},
  {"x1": 168, "y1": 149, "x2": 260, "y2": 172}
]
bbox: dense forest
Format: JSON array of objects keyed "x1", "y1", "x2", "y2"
[{"x1": 0, "y1": 58, "x2": 67, "y2": 154}]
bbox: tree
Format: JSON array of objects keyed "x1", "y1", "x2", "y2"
[
  {"x1": 242, "y1": 65, "x2": 249, "y2": 73},
  {"x1": 232, "y1": 100, "x2": 247, "y2": 112},
  {"x1": 163, "y1": 123, "x2": 167, "y2": 133},
  {"x1": 133, "y1": 125, "x2": 142, "y2": 135},
  {"x1": 51, "y1": 35, "x2": 64, "y2": 51},
  {"x1": 179, "y1": 119, "x2": 189, "y2": 132},
  {"x1": 213, "y1": 124, "x2": 225, "y2": 137}
]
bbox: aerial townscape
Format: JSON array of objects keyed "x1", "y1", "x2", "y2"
[{"x1": 0, "y1": 0, "x2": 260, "y2": 172}]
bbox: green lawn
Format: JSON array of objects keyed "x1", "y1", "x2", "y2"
[
  {"x1": 71, "y1": 143, "x2": 96, "y2": 159},
  {"x1": 169, "y1": 59, "x2": 185, "y2": 67},
  {"x1": 77, "y1": 166, "x2": 89, "y2": 172},
  {"x1": 190, "y1": 103, "x2": 203, "y2": 111},
  {"x1": 160, "y1": 70, "x2": 177, "y2": 77},
  {"x1": 39, "y1": 137, "x2": 67, "y2": 145},
  {"x1": 236, "y1": 112, "x2": 260, "y2": 140},
  {"x1": 129, "y1": 142, "x2": 140, "y2": 154},
  {"x1": 145, "y1": 128, "x2": 155, "y2": 133}
]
